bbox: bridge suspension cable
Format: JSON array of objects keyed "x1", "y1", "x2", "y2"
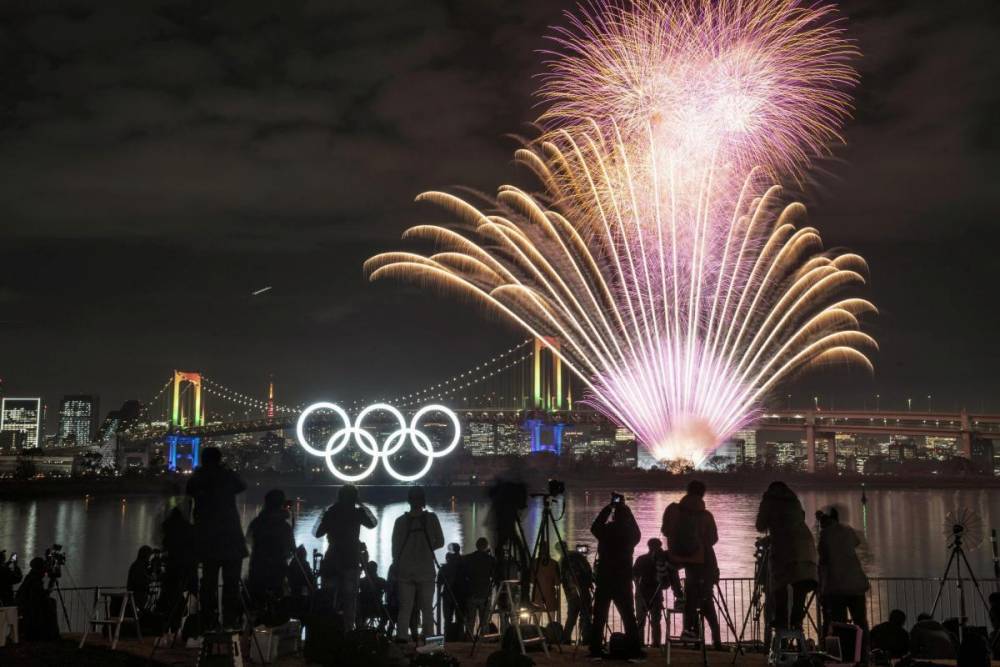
[{"x1": 377, "y1": 338, "x2": 533, "y2": 407}]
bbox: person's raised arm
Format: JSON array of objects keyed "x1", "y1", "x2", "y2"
[
  {"x1": 590, "y1": 504, "x2": 613, "y2": 538},
  {"x1": 754, "y1": 498, "x2": 769, "y2": 533},
  {"x1": 427, "y1": 512, "x2": 445, "y2": 551},
  {"x1": 360, "y1": 504, "x2": 377, "y2": 529},
  {"x1": 314, "y1": 510, "x2": 329, "y2": 539},
  {"x1": 706, "y1": 510, "x2": 719, "y2": 547},
  {"x1": 622, "y1": 506, "x2": 641, "y2": 549}
]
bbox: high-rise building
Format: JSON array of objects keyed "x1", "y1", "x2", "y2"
[
  {"x1": 1, "y1": 397, "x2": 43, "y2": 450},
  {"x1": 58, "y1": 394, "x2": 99, "y2": 446}
]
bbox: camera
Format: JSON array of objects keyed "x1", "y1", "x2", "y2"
[
  {"x1": 576, "y1": 544, "x2": 590, "y2": 555},
  {"x1": 44, "y1": 544, "x2": 67, "y2": 580},
  {"x1": 547, "y1": 479, "x2": 566, "y2": 496},
  {"x1": 611, "y1": 492, "x2": 625, "y2": 505}
]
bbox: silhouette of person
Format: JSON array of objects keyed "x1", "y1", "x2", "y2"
[
  {"x1": 391, "y1": 486, "x2": 444, "y2": 642},
  {"x1": 531, "y1": 543, "x2": 561, "y2": 615},
  {"x1": 315, "y1": 483, "x2": 377, "y2": 631},
  {"x1": 126, "y1": 545, "x2": 154, "y2": 612},
  {"x1": 870, "y1": 609, "x2": 909, "y2": 659},
  {"x1": 246, "y1": 489, "x2": 296, "y2": 606},
  {"x1": 589, "y1": 494, "x2": 642, "y2": 659},
  {"x1": 560, "y1": 541, "x2": 593, "y2": 644},
  {"x1": 157, "y1": 504, "x2": 197, "y2": 631},
  {"x1": 462, "y1": 537, "x2": 495, "y2": 638},
  {"x1": 0, "y1": 551, "x2": 23, "y2": 606},
  {"x1": 15, "y1": 557, "x2": 59, "y2": 641},
  {"x1": 359, "y1": 559, "x2": 387, "y2": 630},
  {"x1": 662, "y1": 479, "x2": 722, "y2": 648},
  {"x1": 633, "y1": 538, "x2": 668, "y2": 647},
  {"x1": 755, "y1": 481, "x2": 817, "y2": 631},
  {"x1": 910, "y1": 612, "x2": 956, "y2": 659},
  {"x1": 437, "y1": 547, "x2": 462, "y2": 630},
  {"x1": 817, "y1": 506, "x2": 869, "y2": 652},
  {"x1": 186, "y1": 446, "x2": 248, "y2": 629}
]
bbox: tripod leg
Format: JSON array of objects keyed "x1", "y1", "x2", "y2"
[{"x1": 930, "y1": 547, "x2": 958, "y2": 617}]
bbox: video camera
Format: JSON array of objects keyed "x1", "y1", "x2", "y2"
[
  {"x1": 610, "y1": 491, "x2": 625, "y2": 505},
  {"x1": 44, "y1": 544, "x2": 66, "y2": 580}
]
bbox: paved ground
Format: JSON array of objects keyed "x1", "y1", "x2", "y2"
[{"x1": 0, "y1": 635, "x2": 770, "y2": 666}]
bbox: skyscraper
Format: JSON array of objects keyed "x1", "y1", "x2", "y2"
[
  {"x1": 1, "y1": 397, "x2": 43, "y2": 450},
  {"x1": 58, "y1": 394, "x2": 99, "y2": 446}
]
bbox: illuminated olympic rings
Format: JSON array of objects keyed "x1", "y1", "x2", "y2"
[{"x1": 295, "y1": 402, "x2": 461, "y2": 482}]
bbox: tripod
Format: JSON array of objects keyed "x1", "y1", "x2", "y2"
[
  {"x1": 732, "y1": 537, "x2": 771, "y2": 665},
  {"x1": 930, "y1": 524, "x2": 992, "y2": 643},
  {"x1": 48, "y1": 577, "x2": 72, "y2": 632}
]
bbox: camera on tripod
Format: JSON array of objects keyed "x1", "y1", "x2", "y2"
[{"x1": 44, "y1": 544, "x2": 67, "y2": 580}]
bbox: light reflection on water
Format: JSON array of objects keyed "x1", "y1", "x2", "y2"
[{"x1": 1, "y1": 487, "x2": 999, "y2": 586}]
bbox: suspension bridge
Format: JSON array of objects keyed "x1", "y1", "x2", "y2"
[{"x1": 128, "y1": 338, "x2": 1000, "y2": 472}]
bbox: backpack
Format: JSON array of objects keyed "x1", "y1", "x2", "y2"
[{"x1": 671, "y1": 505, "x2": 701, "y2": 558}]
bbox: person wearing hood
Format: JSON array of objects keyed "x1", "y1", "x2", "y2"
[
  {"x1": 755, "y1": 481, "x2": 817, "y2": 631},
  {"x1": 246, "y1": 489, "x2": 296, "y2": 605},
  {"x1": 315, "y1": 483, "x2": 378, "y2": 631},
  {"x1": 186, "y1": 446, "x2": 248, "y2": 629},
  {"x1": 662, "y1": 479, "x2": 722, "y2": 648}
]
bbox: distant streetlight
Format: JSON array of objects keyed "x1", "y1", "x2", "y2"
[
  {"x1": 907, "y1": 397, "x2": 912, "y2": 412},
  {"x1": 787, "y1": 394, "x2": 792, "y2": 410},
  {"x1": 875, "y1": 394, "x2": 880, "y2": 412},
  {"x1": 813, "y1": 396, "x2": 819, "y2": 410},
  {"x1": 927, "y1": 394, "x2": 932, "y2": 412}
]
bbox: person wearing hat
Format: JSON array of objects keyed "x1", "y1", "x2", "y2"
[{"x1": 246, "y1": 489, "x2": 296, "y2": 608}]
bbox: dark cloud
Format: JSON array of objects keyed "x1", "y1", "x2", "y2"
[{"x1": 0, "y1": 0, "x2": 998, "y2": 423}]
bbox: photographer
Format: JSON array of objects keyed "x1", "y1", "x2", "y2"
[
  {"x1": 559, "y1": 541, "x2": 593, "y2": 644},
  {"x1": 246, "y1": 489, "x2": 296, "y2": 606},
  {"x1": 462, "y1": 537, "x2": 495, "y2": 638},
  {"x1": 186, "y1": 446, "x2": 248, "y2": 630},
  {"x1": 390, "y1": 486, "x2": 444, "y2": 643},
  {"x1": 359, "y1": 558, "x2": 387, "y2": 630},
  {"x1": 755, "y1": 481, "x2": 817, "y2": 631},
  {"x1": 156, "y1": 505, "x2": 197, "y2": 631},
  {"x1": 126, "y1": 545, "x2": 154, "y2": 612},
  {"x1": 589, "y1": 492, "x2": 642, "y2": 660},
  {"x1": 662, "y1": 479, "x2": 721, "y2": 648},
  {"x1": 15, "y1": 557, "x2": 59, "y2": 641},
  {"x1": 437, "y1": 544, "x2": 462, "y2": 632},
  {"x1": 633, "y1": 538, "x2": 671, "y2": 648},
  {"x1": 315, "y1": 484, "x2": 377, "y2": 631},
  {"x1": 0, "y1": 550, "x2": 23, "y2": 605},
  {"x1": 817, "y1": 507, "x2": 868, "y2": 651}
]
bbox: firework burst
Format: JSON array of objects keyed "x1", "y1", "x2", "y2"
[
  {"x1": 366, "y1": 128, "x2": 876, "y2": 464},
  {"x1": 539, "y1": 0, "x2": 858, "y2": 180},
  {"x1": 366, "y1": 0, "x2": 874, "y2": 465}
]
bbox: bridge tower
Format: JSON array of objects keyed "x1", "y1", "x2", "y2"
[
  {"x1": 171, "y1": 370, "x2": 203, "y2": 427},
  {"x1": 533, "y1": 337, "x2": 564, "y2": 411},
  {"x1": 167, "y1": 370, "x2": 203, "y2": 472}
]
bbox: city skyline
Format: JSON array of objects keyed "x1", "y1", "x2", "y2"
[{"x1": 1, "y1": 0, "x2": 999, "y2": 418}]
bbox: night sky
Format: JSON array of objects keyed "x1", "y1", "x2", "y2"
[{"x1": 1, "y1": 0, "x2": 999, "y2": 425}]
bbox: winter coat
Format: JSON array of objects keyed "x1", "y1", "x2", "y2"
[
  {"x1": 591, "y1": 503, "x2": 641, "y2": 581},
  {"x1": 186, "y1": 464, "x2": 249, "y2": 562},
  {"x1": 661, "y1": 493, "x2": 720, "y2": 579},
  {"x1": 391, "y1": 510, "x2": 445, "y2": 582},
  {"x1": 755, "y1": 485, "x2": 817, "y2": 589},
  {"x1": 316, "y1": 502, "x2": 377, "y2": 573},
  {"x1": 247, "y1": 508, "x2": 296, "y2": 583},
  {"x1": 461, "y1": 550, "x2": 496, "y2": 599},
  {"x1": 817, "y1": 521, "x2": 868, "y2": 596}
]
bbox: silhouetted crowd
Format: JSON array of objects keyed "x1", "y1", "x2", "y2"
[{"x1": 4, "y1": 449, "x2": 1000, "y2": 667}]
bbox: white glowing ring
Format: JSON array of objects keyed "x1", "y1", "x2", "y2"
[{"x1": 296, "y1": 402, "x2": 461, "y2": 482}]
